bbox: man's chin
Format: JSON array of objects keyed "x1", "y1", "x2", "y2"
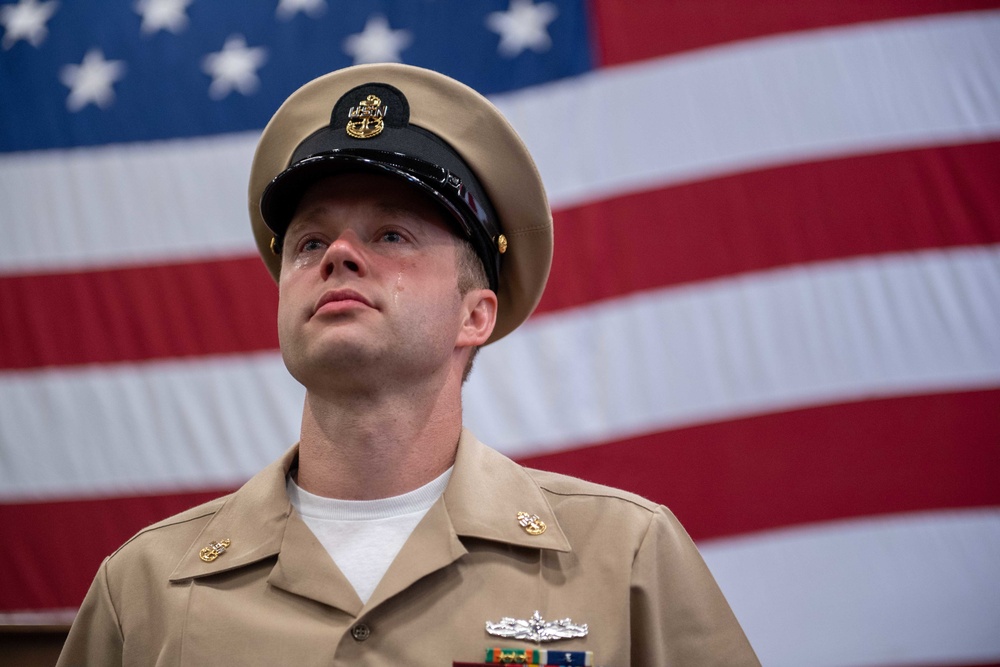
[{"x1": 283, "y1": 341, "x2": 382, "y2": 385}]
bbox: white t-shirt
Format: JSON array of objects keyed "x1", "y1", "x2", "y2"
[{"x1": 286, "y1": 468, "x2": 453, "y2": 604}]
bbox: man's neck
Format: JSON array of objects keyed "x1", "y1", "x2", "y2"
[{"x1": 293, "y1": 379, "x2": 463, "y2": 500}]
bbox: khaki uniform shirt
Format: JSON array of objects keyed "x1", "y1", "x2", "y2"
[{"x1": 58, "y1": 430, "x2": 759, "y2": 666}]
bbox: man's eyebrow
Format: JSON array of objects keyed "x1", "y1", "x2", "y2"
[
  {"x1": 285, "y1": 202, "x2": 348, "y2": 233},
  {"x1": 285, "y1": 212, "x2": 320, "y2": 237}
]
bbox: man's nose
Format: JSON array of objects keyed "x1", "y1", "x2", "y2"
[{"x1": 321, "y1": 231, "x2": 368, "y2": 280}]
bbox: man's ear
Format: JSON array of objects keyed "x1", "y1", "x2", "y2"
[{"x1": 457, "y1": 288, "x2": 498, "y2": 348}]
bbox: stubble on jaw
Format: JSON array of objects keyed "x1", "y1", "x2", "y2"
[{"x1": 277, "y1": 258, "x2": 469, "y2": 397}]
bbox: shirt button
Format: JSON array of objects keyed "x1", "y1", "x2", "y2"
[{"x1": 351, "y1": 623, "x2": 371, "y2": 642}]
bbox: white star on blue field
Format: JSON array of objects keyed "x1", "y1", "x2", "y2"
[{"x1": 0, "y1": 0, "x2": 592, "y2": 151}]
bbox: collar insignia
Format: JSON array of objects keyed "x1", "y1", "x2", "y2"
[
  {"x1": 517, "y1": 511, "x2": 546, "y2": 535},
  {"x1": 485, "y1": 611, "x2": 588, "y2": 642},
  {"x1": 346, "y1": 94, "x2": 388, "y2": 139},
  {"x1": 199, "y1": 538, "x2": 231, "y2": 562}
]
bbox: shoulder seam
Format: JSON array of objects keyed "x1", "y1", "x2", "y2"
[
  {"x1": 109, "y1": 506, "x2": 220, "y2": 559},
  {"x1": 537, "y1": 483, "x2": 659, "y2": 513}
]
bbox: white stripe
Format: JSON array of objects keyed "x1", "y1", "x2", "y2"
[
  {"x1": 701, "y1": 508, "x2": 1000, "y2": 667},
  {"x1": 0, "y1": 609, "x2": 78, "y2": 626},
  {"x1": 2, "y1": 246, "x2": 997, "y2": 500},
  {"x1": 0, "y1": 132, "x2": 259, "y2": 273},
  {"x1": 465, "y1": 244, "x2": 1000, "y2": 457},
  {"x1": 0, "y1": 353, "x2": 303, "y2": 501},
  {"x1": 2, "y1": 11, "x2": 998, "y2": 272},
  {"x1": 503, "y1": 9, "x2": 1000, "y2": 210}
]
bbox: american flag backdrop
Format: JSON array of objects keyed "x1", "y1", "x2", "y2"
[{"x1": 2, "y1": 0, "x2": 999, "y2": 664}]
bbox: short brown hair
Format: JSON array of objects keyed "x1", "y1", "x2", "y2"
[{"x1": 457, "y1": 239, "x2": 489, "y2": 382}]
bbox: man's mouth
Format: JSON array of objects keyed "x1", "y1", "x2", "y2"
[{"x1": 313, "y1": 289, "x2": 375, "y2": 315}]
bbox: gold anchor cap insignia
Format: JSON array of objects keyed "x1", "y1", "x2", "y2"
[
  {"x1": 517, "y1": 511, "x2": 546, "y2": 535},
  {"x1": 346, "y1": 94, "x2": 388, "y2": 139},
  {"x1": 199, "y1": 538, "x2": 231, "y2": 562}
]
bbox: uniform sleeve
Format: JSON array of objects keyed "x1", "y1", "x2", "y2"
[
  {"x1": 629, "y1": 506, "x2": 761, "y2": 666},
  {"x1": 56, "y1": 558, "x2": 124, "y2": 667}
]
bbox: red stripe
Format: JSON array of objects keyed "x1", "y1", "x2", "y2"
[
  {"x1": 590, "y1": 0, "x2": 1000, "y2": 66},
  {"x1": 0, "y1": 256, "x2": 278, "y2": 370},
  {"x1": 519, "y1": 389, "x2": 1000, "y2": 541},
  {"x1": 2, "y1": 142, "x2": 999, "y2": 370},
  {"x1": 537, "y1": 141, "x2": 1000, "y2": 315},
  {"x1": 2, "y1": 389, "x2": 998, "y2": 612},
  {"x1": 0, "y1": 489, "x2": 231, "y2": 613}
]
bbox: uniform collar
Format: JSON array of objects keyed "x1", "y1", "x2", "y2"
[
  {"x1": 169, "y1": 446, "x2": 297, "y2": 582},
  {"x1": 169, "y1": 428, "x2": 570, "y2": 586},
  {"x1": 443, "y1": 428, "x2": 570, "y2": 553}
]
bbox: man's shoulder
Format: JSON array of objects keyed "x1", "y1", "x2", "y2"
[
  {"x1": 107, "y1": 494, "x2": 231, "y2": 563},
  {"x1": 105, "y1": 446, "x2": 295, "y2": 566},
  {"x1": 515, "y1": 465, "x2": 677, "y2": 549},
  {"x1": 523, "y1": 466, "x2": 660, "y2": 513}
]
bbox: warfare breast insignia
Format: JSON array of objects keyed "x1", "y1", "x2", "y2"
[
  {"x1": 346, "y1": 94, "x2": 388, "y2": 138},
  {"x1": 485, "y1": 611, "x2": 588, "y2": 643}
]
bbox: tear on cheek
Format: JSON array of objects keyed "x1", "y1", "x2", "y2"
[{"x1": 293, "y1": 255, "x2": 318, "y2": 271}]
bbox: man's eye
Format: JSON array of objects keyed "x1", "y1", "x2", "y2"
[
  {"x1": 381, "y1": 231, "x2": 404, "y2": 243},
  {"x1": 300, "y1": 238, "x2": 326, "y2": 252}
]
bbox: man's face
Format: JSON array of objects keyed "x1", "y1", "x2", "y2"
[{"x1": 276, "y1": 171, "x2": 482, "y2": 390}]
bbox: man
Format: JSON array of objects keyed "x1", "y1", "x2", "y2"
[{"x1": 58, "y1": 64, "x2": 759, "y2": 666}]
